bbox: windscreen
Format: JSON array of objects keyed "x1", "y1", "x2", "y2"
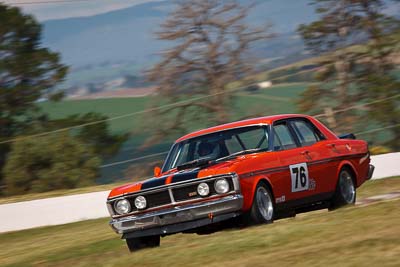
[{"x1": 162, "y1": 125, "x2": 269, "y2": 172}]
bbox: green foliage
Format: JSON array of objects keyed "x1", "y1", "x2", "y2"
[
  {"x1": 0, "y1": 4, "x2": 67, "y2": 138},
  {"x1": 0, "y1": 3, "x2": 68, "y2": 191},
  {"x1": 45, "y1": 112, "x2": 129, "y2": 157},
  {"x1": 3, "y1": 133, "x2": 100, "y2": 195},
  {"x1": 369, "y1": 145, "x2": 392, "y2": 155}
]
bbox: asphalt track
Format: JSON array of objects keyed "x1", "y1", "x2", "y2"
[{"x1": 0, "y1": 152, "x2": 399, "y2": 233}]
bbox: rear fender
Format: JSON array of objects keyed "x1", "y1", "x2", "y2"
[{"x1": 336, "y1": 160, "x2": 359, "y2": 187}]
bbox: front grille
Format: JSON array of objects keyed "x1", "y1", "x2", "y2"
[
  {"x1": 145, "y1": 190, "x2": 171, "y2": 208},
  {"x1": 173, "y1": 184, "x2": 199, "y2": 202},
  {"x1": 123, "y1": 190, "x2": 171, "y2": 212},
  {"x1": 111, "y1": 174, "x2": 236, "y2": 216}
]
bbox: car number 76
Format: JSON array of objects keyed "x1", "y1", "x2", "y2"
[{"x1": 290, "y1": 163, "x2": 309, "y2": 192}]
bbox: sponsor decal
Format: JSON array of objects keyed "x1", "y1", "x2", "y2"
[
  {"x1": 188, "y1": 191, "x2": 197, "y2": 197},
  {"x1": 276, "y1": 195, "x2": 286, "y2": 203},
  {"x1": 308, "y1": 178, "x2": 316, "y2": 191}
]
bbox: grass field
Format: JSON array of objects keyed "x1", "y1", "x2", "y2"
[
  {"x1": 0, "y1": 177, "x2": 399, "y2": 267},
  {"x1": 39, "y1": 83, "x2": 309, "y2": 134},
  {"x1": 39, "y1": 96, "x2": 151, "y2": 134}
]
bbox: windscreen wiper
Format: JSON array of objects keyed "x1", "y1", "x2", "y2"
[
  {"x1": 177, "y1": 157, "x2": 213, "y2": 171},
  {"x1": 216, "y1": 148, "x2": 266, "y2": 162}
]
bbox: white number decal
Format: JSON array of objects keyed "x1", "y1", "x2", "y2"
[{"x1": 290, "y1": 163, "x2": 309, "y2": 192}]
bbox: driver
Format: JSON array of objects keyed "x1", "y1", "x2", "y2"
[{"x1": 197, "y1": 141, "x2": 218, "y2": 158}]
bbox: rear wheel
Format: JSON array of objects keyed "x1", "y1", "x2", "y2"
[
  {"x1": 126, "y1": 235, "x2": 160, "y2": 252},
  {"x1": 330, "y1": 168, "x2": 356, "y2": 210},
  {"x1": 249, "y1": 183, "x2": 274, "y2": 224}
]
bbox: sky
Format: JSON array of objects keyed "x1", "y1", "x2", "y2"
[{"x1": 2, "y1": 0, "x2": 162, "y2": 21}]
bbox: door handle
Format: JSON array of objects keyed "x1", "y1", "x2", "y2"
[{"x1": 301, "y1": 150, "x2": 312, "y2": 160}]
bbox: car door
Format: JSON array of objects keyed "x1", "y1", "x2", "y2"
[
  {"x1": 272, "y1": 120, "x2": 315, "y2": 204},
  {"x1": 288, "y1": 118, "x2": 337, "y2": 197}
]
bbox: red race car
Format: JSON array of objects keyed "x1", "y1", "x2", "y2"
[{"x1": 107, "y1": 114, "x2": 374, "y2": 251}]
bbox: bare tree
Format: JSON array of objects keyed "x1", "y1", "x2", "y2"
[
  {"x1": 145, "y1": 0, "x2": 272, "y2": 144},
  {"x1": 298, "y1": 0, "x2": 400, "y2": 146}
]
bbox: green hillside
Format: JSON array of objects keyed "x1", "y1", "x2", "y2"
[
  {"x1": 39, "y1": 83, "x2": 310, "y2": 183},
  {"x1": 39, "y1": 96, "x2": 151, "y2": 134}
]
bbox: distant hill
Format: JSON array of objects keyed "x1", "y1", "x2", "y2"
[
  {"x1": 42, "y1": 0, "x2": 316, "y2": 69},
  {"x1": 40, "y1": 0, "x2": 398, "y2": 90}
]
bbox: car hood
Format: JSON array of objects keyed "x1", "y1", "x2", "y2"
[{"x1": 108, "y1": 160, "x2": 239, "y2": 199}]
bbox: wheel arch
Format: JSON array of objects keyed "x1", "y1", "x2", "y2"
[
  {"x1": 337, "y1": 161, "x2": 358, "y2": 187},
  {"x1": 242, "y1": 175, "x2": 275, "y2": 211}
]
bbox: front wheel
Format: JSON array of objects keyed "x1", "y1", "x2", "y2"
[
  {"x1": 330, "y1": 168, "x2": 356, "y2": 210},
  {"x1": 126, "y1": 235, "x2": 160, "y2": 252},
  {"x1": 249, "y1": 183, "x2": 274, "y2": 224}
]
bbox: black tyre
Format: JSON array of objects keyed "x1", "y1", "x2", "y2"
[
  {"x1": 330, "y1": 168, "x2": 356, "y2": 210},
  {"x1": 126, "y1": 235, "x2": 160, "y2": 252},
  {"x1": 249, "y1": 183, "x2": 274, "y2": 224}
]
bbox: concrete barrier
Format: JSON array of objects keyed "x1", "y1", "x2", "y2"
[
  {"x1": 0, "y1": 191, "x2": 110, "y2": 233},
  {"x1": 369, "y1": 152, "x2": 400, "y2": 179},
  {"x1": 0, "y1": 152, "x2": 399, "y2": 233}
]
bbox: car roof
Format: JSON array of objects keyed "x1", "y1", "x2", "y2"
[{"x1": 175, "y1": 114, "x2": 311, "y2": 143}]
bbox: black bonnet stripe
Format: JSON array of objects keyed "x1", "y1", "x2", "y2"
[
  {"x1": 140, "y1": 169, "x2": 200, "y2": 190},
  {"x1": 171, "y1": 169, "x2": 200, "y2": 183},
  {"x1": 141, "y1": 176, "x2": 168, "y2": 190}
]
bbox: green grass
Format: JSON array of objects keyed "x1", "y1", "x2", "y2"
[
  {"x1": 39, "y1": 96, "x2": 151, "y2": 134},
  {"x1": 357, "y1": 176, "x2": 400, "y2": 198},
  {"x1": 39, "y1": 83, "x2": 309, "y2": 134},
  {"x1": 232, "y1": 83, "x2": 309, "y2": 119},
  {"x1": 0, "y1": 177, "x2": 399, "y2": 267}
]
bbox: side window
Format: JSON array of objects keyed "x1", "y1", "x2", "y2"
[
  {"x1": 273, "y1": 124, "x2": 297, "y2": 150},
  {"x1": 238, "y1": 127, "x2": 268, "y2": 150},
  {"x1": 273, "y1": 129, "x2": 283, "y2": 151},
  {"x1": 225, "y1": 137, "x2": 243, "y2": 154},
  {"x1": 291, "y1": 120, "x2": 322, "y2": 146}
]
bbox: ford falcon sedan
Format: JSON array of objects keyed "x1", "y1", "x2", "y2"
[{"x1": 107, "y1": 114, "x2": 374, "y2": 252}]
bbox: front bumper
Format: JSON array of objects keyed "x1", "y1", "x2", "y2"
[{"x1": 110, "y1": 194, "x2": 243, "y2": 238}]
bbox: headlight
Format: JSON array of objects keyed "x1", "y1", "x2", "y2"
[
  {"x1": 197, "y1": 182, "x2": 210, "y2": 196},
  {"x1": 114, "y1": 199, "x2": 131, "y2": 215},
  {"x1": 134, "y1": 195, "x2": 147, "y2": 210},
  {"x1": 215, "y1": 178, "x2": 229, "y2": 194}
]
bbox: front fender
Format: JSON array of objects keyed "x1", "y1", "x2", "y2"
[{"x1": 239, "y1": 174, "x2": 274, "y2": 211}]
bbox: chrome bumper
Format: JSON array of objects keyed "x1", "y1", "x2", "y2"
[
  {"x1": 110, "y1": 194, "x2": 243, "y2": 236},
  {"x1": 367, "y1": 164, "x2": 375, "y2": 180}
]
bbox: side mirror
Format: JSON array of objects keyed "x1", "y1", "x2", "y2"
[{"x1": 154, "y1": 166, "x2": 161, "y2": 177}]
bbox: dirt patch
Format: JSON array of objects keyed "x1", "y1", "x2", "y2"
[{"x1": 356, "y1": 191, "x2": 400, "y2": 206}]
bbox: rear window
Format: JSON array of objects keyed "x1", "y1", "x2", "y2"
[
  {"x1": 273, "y1": 124, "x2": 297, "y2": 150},
  {"x1": 291, "y1": 120, "x2": 324, "y2": 146}
]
